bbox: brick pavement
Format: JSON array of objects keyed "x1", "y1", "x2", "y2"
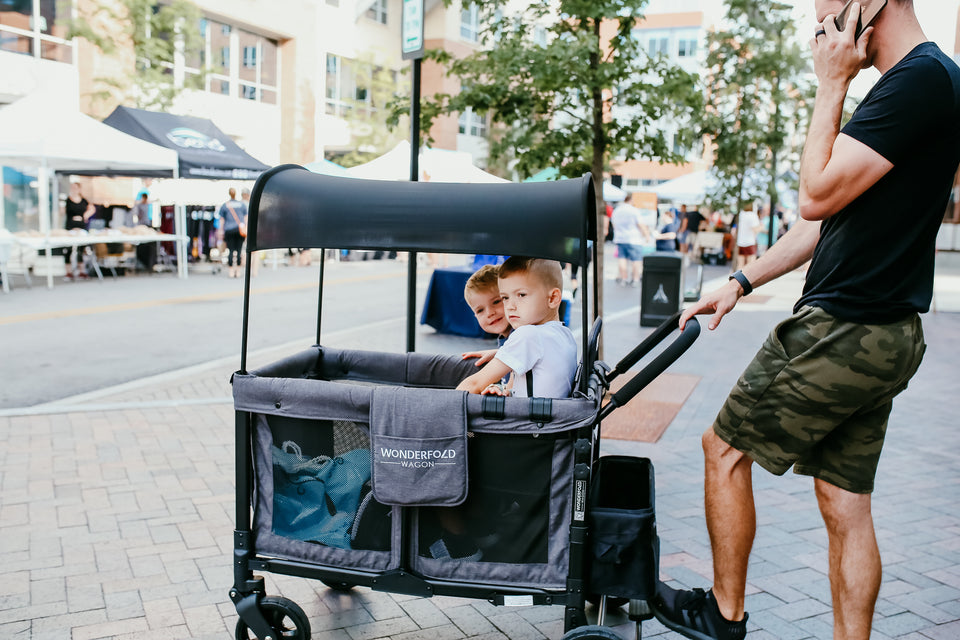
[{"x1": 1, "y1": 256, "x2": 958, "y2": 639}]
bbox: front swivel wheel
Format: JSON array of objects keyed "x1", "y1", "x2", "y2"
[
  {"x1": 235, "y1": 596, "x2": 311, "y2": 640},
  {"x1": 561, "y1": 624, "x2": 623, "y2": 640}
]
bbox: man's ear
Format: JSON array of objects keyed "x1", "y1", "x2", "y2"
[{"x1": 547, "y1": 287, "x2": 562, "y2": 308}]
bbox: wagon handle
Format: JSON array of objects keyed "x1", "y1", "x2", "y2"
[{"x1": 599, "y1": 312, "x2": 700, "y2": 420}]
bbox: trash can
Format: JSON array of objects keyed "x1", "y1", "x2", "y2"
[{"x1": 640, "y1": 252, "x2": 683, "y2": 327}]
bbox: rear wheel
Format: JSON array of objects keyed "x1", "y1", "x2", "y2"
[
  {"x1": 561, "y1": 624, "x2": 624, "y2": 640},
  {"x1": 234, "y1": 596, "x2": 310, "y2": 640}
]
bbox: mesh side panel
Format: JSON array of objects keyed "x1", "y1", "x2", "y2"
[
  {"x1": 413, "y1": 432, "x2": 573, "y2": 589},
  {"x1": 251, "y1": 414, "x2": 397, "y2": 570}
]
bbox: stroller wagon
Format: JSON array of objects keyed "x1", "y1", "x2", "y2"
[{"x1": 230, "y1": 166, "x2": 700, "y2": 640}]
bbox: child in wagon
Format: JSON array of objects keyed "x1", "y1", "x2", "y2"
[{"x1": 457, "y1": 256, "x2": 577, "y2": 398}]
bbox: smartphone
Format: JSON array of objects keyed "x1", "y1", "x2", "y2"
[{"x1": 834, "y1": 0, "x2": 887, "y2": 40}]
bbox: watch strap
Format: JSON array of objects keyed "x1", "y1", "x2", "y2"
[{"x1": 729, "y1": 270, "x2": 753, "y2": 296}]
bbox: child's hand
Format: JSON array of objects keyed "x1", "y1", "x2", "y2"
[
  {"x1": 481, "y1": 382, "x2": 508, "y2": 396},
  {"x1": 461, "y1": 349, "x2": 498, "y2": 366}
]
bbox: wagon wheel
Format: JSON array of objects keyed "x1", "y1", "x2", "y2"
[
  {"x1": 321, "y1": 579, "x2": 356, "y2": 593},
  {"x1": 235, "y1": 596, "x2": 311, "y2": 640},
  {"x1": 561, "y1": 623, "x2": 624, "y2": 640}
]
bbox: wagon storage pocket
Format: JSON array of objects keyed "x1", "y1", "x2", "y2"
[
  {"x1": 369, "y1": 386, "x2": 468, "y2": 507},
  {"x1": 587, "y1": 456, "x2": 658, "y2": 600}
]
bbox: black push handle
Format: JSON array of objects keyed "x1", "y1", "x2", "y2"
[{"x1": 599, "y1": 311, "x2": 700, "y2": 420}]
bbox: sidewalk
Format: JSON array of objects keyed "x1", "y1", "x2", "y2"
[{"x1": 1, "y1": 254, "x2": 958, "y2": 639}]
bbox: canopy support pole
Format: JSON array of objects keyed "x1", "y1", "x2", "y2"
[{"x1": 405, "y1": 57, "x2": 422, "y2": 354}]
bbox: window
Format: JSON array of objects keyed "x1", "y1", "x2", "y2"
[
  {"x1": 243, "y1": 45, "x2": 257, "y2": 68},
  {"x1": 460, "y1": 3, "x2": 479, "y2": 42},
  {"x1": 325, "y1": 54, "x2": 380, "y2": 117},
  {"x1": 677, "y1": 29, "x2": 698, "y2": 58},
  {"x1": 635, "y1": 27, "x2": 701, "y2": 60},
  {"x1": 187, "y1": 19, "x2": 278, "y2": 104},
  {"x1": 648, "y1": 35, "x2": 669, "y2": 57},
  {"x1": 458, "y1": 108, "x2": 486, "y2": 137},
  {"x1": 0, "y1": 0, "x2": 74, "y2": 63},
  {"x1": 533, "y1": 25, "x2": 547, "y2": 47},
  {"x1": 365, "y1": 0, "x2": 387, "y2": 25}
]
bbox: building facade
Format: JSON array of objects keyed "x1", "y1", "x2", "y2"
[{"x1": 0, "y1": 0, "x2": 490, "y2": 232}]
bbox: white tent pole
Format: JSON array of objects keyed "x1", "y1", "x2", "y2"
[
  {"x1": 37, "y1": 160, "x2": 55, "y2": 289},
  {"x1": 173, "y1": 166, "x2": 188, "y2": 279}
]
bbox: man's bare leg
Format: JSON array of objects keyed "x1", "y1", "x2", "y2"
[
  {"x1": 815, "y1": 479, "x2": 880, "y2": 640},
  {"x1": 703, "y1": 428, "x2": 755, "y2": 622}
]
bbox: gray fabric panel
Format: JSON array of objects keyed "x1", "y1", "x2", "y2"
[
  {"x1": 317, "y1": 347, "x2": 478, "y2": 387},
  {"x1": 234, "y1": 374, "x2": 373, "y2": 422},
  {"x1": 249, "y1": 346, "x2": 323, "y2": 379},
  {"x1": 234, "y1": 373, "x2": 599, "y2": 434},
  {"x1": 370, "y1": 386, "x2": 469, "y2": 507},
  {"x1": 546, "y1": 438, "x2": 574, "y2": 584},
  {"x1": 251, "y1": 414, "x2": 397, "y2": 571}
]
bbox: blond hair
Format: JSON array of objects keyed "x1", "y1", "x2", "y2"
[
  {"x1": 498, "y1": 257, "x2": 563, "y2": 291},
  {"x1": 465, "y1": 264, "x2": 500, "y2": 296}
]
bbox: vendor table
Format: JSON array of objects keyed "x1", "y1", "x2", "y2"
[
  {"x1": 420, "y1": 266, "x2": 490, "y2": 338},
  {"x1": 14, "y1": 232, "x2": 188, "y2": 289}
]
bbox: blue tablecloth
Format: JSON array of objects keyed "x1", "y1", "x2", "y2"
[
  {"x1": 420, "y1": 265, "x2": 573, "y2": 338},
  {"x1": 420, "y1": 266, "x2": 491, "y2": 338}
]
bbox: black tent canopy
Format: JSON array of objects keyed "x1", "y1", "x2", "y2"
[{"x1": 102, "y1": 106, "x2": 270, "y2": 180}]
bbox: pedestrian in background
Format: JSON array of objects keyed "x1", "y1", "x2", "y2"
[{"x1": 217, "y1": 187, "x2": 247, "y2": 279}]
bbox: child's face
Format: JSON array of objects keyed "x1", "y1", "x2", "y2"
[
  {"x1": 465, "y1": 287, "x2": 510, "y2": 336},
  {"x1": 499, "y1": 271, "x2": 560, "y2": 329}
]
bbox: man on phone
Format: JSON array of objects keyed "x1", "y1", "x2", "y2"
[{"x1": 653, "y1": 2, "x2": 960, "y2": 640}]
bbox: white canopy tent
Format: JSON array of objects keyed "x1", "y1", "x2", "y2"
[
  {"x1": 346, "y1": 141, "x2": 509, "y2": 183},
  {"x1": 651, "y1": 169, "x2": 797, "y2": 210},
  {"x1": 650, "y1": 170, "x2": 715, "y2": 203},
  {"x1": 0, "y1": 92, "x2": 187, "y2": 283}
]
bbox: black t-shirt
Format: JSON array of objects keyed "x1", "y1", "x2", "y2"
[
  {"x1": 685, "y1": 209, "x2": 706, "y2": 232},
  {"x1": 797, "y1": 43, "x2": 960, "y2": 323},
  {"x1": 65, "y1": 197, "x2": 89, "y2": 230}
]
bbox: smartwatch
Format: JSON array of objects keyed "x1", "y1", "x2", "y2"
[{"x1": 729, "y1": 270, "x2": 753, "y2": 296}]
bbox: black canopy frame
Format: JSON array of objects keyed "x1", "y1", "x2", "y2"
[{"x1": 240, "y1": 164, "x2": 598, "y2": 379}]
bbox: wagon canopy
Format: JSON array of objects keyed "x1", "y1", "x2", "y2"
[{"x1": 248, "y1": 165, "x2": 597, "y2": 265}]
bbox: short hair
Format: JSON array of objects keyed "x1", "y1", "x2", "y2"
[
  {"x1": 498, "y1": 256, "x2": 563, "y2": 291},
  {"x1": 228, "y1": 187, "x2": 237, "y2": 199},
  {"x1": 465, "y1": 264, "x2": 500, "y2": 296}
]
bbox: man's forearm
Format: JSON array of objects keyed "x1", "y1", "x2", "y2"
[
  {"x1": 799, "y1": 82, "x2": 848, "y2": 214},
  {"x1": 740, "y1": 217, "x2": 820, "y2": 289}
]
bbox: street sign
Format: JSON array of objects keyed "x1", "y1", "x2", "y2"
[{"x1": 402, "y1": 0, "x2": 424, "y2": 60}]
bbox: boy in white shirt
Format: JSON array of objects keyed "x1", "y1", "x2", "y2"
[{"x1": 456, "y1": 257, "x2": 577, "y2": 398}]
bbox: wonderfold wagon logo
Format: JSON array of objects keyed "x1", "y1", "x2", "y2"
[{"x1": 377, "y1": 447, "x2": 458, "y2": 468}]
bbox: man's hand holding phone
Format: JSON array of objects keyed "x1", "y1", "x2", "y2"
[{"x1": 811, "y1": 1, "x2": 872, "y2": 86}]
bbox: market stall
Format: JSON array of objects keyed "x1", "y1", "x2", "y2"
[
  {"x1": 0, "y1": 92, "x2": 184, "y2": 287},
  {"x1": 100, "y1": 106, "x2": 271, "y2": 273}
]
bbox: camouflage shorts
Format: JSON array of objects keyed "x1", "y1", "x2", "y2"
[{"x1": 713, "y1": 305, "x2": 926, "y2": 494}]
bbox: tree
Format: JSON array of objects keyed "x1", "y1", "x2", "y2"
[
  {"x1": 700, "y1": 0, "x2": 811, "y2": 251},
  {"x1": 332, "y1": 54, "x2": 410, "y2": 168},
  {"x1": 121, "y1": 0, "x2": 205, "y2": 110},
  {"x1": 391, "y1": 0, "x2": 702, "y2": 320},
  {"x1": 73, "y1": 0, "x2": 205, "y2": 111}
]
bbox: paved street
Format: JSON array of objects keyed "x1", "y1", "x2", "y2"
[{"x1": 1, "y1": 249, "x2": 958, "y2": 639}]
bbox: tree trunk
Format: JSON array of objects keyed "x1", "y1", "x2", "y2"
[{"x1": 590, "y1": 17, "x2": 606, "y2": 359}]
